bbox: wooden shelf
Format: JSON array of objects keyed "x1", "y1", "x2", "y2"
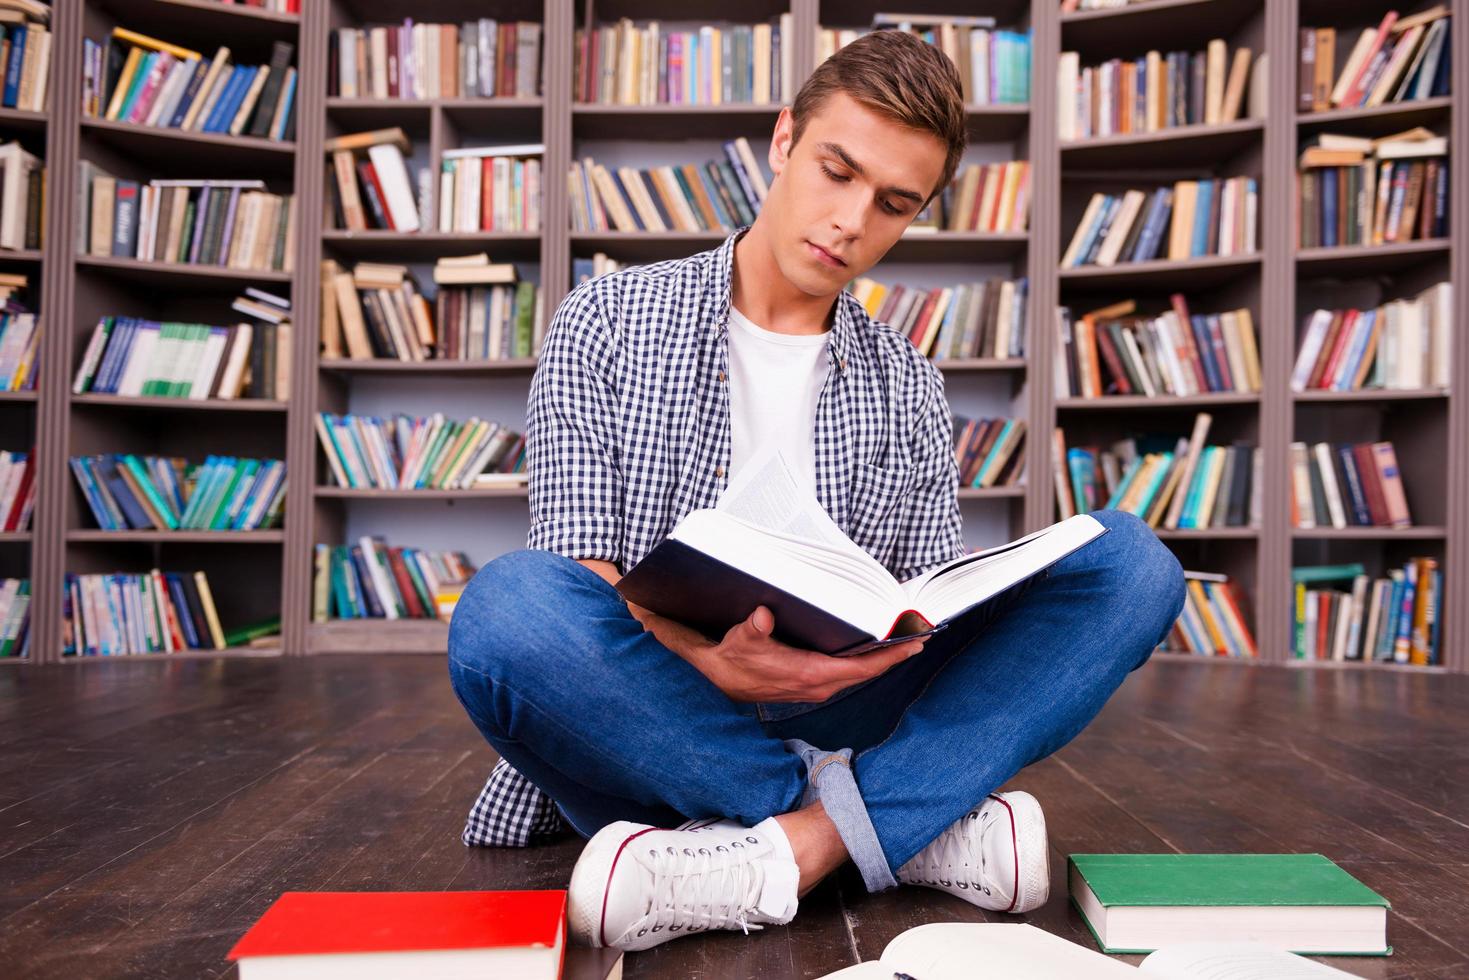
[
  {"x1": 0, "y1": 390, "x2": 38, "y2": 402},
  {"x1": 70, "y1": 393, "x2": 290, "y2": 412},
  {"x1": 79, "y1": 118, "x2": 295, "y2": 174},
  {"x1": 307, "y1": 618, "x2": 448, "y2": 655},
  {"x1": 1061, "y1": 119, "x2": 1263, "y2": 169},
  {"x1": 888, "y1": 231, "x2": 1028, "y2": 262},
  {"x1": 1293, "y1": 388, "x2": 1449, "y2": 403},
  {"x1": 1292, "y1": 526, "x2": 1448, "y2": 540},
  {"x1": 1060, "y1": 0, "x2": 1262, "y2": 57},
  {"x1": 0, "y1": 106, "x2": 47, "y2": 131},
  {"x1": 1296, "y1": 240, "x2": 1450, "y2": 277},
  {"x1": 935, "y1": 358, "x2": 1027, "y2": 373},
  {"x1": 314, "y1": 487, "x2": 528, "y2": 500},
  {"x1": 67, "y1": 529, "x2": 286, "y2": 543},
  {"x1": 1057, "y1": 392, "x2": 1259, "y2": 409},
  {"x1": 965, "y1": 103, "x2": 1029, "y2": 141},
  {"x1": 1153, "y1": 527, "x2": 1259, "y2": 540},
  {"x1": 957, "y1": 485, "x2": 1025, "y2": 500},
  {"x1": 1296, "y1": 96, "x2": 1453, "y2": 134},
  {"x1": 574, "y1": 102, "x2": 781, "y2": 139},
  {"x1": 96, "y1": 0, "x2": 299, "y2": 42},
  {"x1": 0, "y1": 247, "x2": 44, "y2": 263},
  {"x1": 319, "y1": 358, "x2": 538, "y2": 375},
  {"x1": 1059, "y1": 253, "x2": 1261, "y2": 290},
  {"x1": 0, "y1": 531, "x2": 31, "y2": 543},
  {"x1": 321, "y1": 229, "x2": 541, "y2": 261},
  {"x1": 63, "y1": 645, "x2": 285, "y2": 662},
  {"x1": 326, "y1": 96, "x2": 544, "y2": 130},
  {"x1": 74, "y1": 254, "x2": 294, "y2": 286}
]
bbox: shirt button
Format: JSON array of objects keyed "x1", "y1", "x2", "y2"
[
  {"x1": 715, "y1": 466, "x2": 725, "y2": 478},
  {"x1": 718, "y1": 370, "x2": 726, "y2": 383}
]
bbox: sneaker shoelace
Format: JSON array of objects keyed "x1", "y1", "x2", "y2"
[
  {"x1": 913, "y1": 807, "x2": 997, "y2": 897},
  {"x1": 634, "y1": 836, "x2": 769, "y2": 940}
]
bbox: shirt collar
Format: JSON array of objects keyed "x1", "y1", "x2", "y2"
[{"x1": 711, "y1": 226, "x2": 857, "y2": 375}]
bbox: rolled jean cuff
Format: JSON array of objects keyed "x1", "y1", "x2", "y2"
[{"x1": 783, "y1": 738, "x2": 897, "y2": 892}]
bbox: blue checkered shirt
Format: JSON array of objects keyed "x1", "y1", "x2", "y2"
[{"x1": 464, "y1": 227, "x2": 965, "y2": 847}]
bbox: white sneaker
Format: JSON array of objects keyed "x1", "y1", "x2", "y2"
[
  {"x1": 567, "y1": 817, "x2": 801, "y2": 951},
  {"x1": 896, "y1": 791, "x2": 1050, "y2": 913}
]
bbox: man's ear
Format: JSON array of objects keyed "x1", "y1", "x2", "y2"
[{"x1": 768, "y1": 107, "x2": 795, "y2": 180}]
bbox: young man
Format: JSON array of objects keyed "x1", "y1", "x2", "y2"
[{"x1": 448, "y1": 30, "x2": 1185, "y2": 952}]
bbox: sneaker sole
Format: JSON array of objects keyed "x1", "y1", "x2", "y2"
[
  {"x1": 992, "y1": 790, "x2": 1050, "y2": 913},
  {"x1": 567, "y1": 818, "x2": 722, "y2": 949}
]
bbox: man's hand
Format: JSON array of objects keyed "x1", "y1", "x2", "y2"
[{"x1": 689, "y1": 605, "x2": 926, "y2": 704}]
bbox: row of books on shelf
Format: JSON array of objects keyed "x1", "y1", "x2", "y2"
[
  {"x1": 1057, "y1": 297, "x2": 1259, "y2": 399},
  {"x1": 1064, "y1": 177, "x2": 1258, "y2": 268},
  {"x1": 0, "y1": 450, "x2": 32, "y2": 531},
  {"x1": 952, "y1": 415, "x2": 1026, "y2": 489},
  {"x1": 330, "y1": 19, "x2": 541, "y2": 101},
  {"x1": 319, "y1": 257, "x2": 543, "y2": 362},
  {"x1": 1290, "y1": 441, "x2": 1411, "y2": 530},
  {"x1": 0, "y1": 141, "x2": 42, "y2": 250},
  {"x1": 1298, "y1": 130, "x2": 1449, "y2": 248},
  {"x1": 73, "y1": 313, "x2": 291, "y2": 401},
  {"x1": 1293, "y1": 560, "x2": 1441, "y2": 665},
  {"x1": 80, "y1": 170, "x2": 297, "y2": 273},
  {"x1": 63, "y1": 569, "x2": 279, "y2": 657},
  {"x1": 571, "y1": 140, "x2": 768, "y2": 235},
  {"x1": 324, "y1": 127, "x2": 428, "y2": 233},
  {"x1": 1164, "y1": 570, "x2": 1258, "y2": 659},
  {"x1": 439, "y1": 144, "x2": 542, "y2": 234},
  {"x1": 1056, "y1": 414, "x2": 1259, "y2": 530},
  {"x1": 1291, "y1": 284, "x2": 1451, "y2": 392},
  {"x1": 817, "y1": 16, "x2": 1031, "y2": 106},
  {"x1": 0, "y1": 307, "x2": 35, "y2": 391},
  {"x1": 572, "y1": 252, "x2": 622, "y2": 286},
  {"x1": 312, "y1": 538, "x2": 475, "y2": 622},
  {"x1": 1057, "y1": 39, "x2": 1257, "y2": 142},
  {"x1": 314, "y1": 412, "x2": 527, "y2": 491},
  {"x1": 83, "y1": 31, "x2": 297, "y2": 141},
  {"x1": 850, "y1": 276, "x2": 1028, "y2": 361},
  {"x1": 0, "y1": 578, "x2": 27, "y2": 657},
  {"x1": 1298, "y1": 7, "x2": 1452, "y2": 114},
  {"x1": 71, "y1": 454, "x2": 286, "y2": 532},
  {"x1": 930, "y1": 162, "x2": 1029, "y2": 233},
  {"x1": 576, "y1": 18, "x2": 793, "y2": 107},
  {"x1": 0, "y1": 3, "x2": 49, "y2": 114}
]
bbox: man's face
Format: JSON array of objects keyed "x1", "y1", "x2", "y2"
[{"x1": 762, "y1": 91, "x2": 949, "y2": 296}]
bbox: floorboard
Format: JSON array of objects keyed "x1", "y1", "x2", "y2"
[{"x1": 2, "y1": 655, "x2": 1464, "y2": 979}]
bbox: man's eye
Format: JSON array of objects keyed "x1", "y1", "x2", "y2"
[
  {"x1": 820, "y1": 165, "x2": 848, "y2": 182},
  {"x1": 882, "y1": 201, "x2": 904, "y2": 215}
]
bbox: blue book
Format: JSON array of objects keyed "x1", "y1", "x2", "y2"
[
  {"x1": 1081, "y1": 196, "x2": 1120, "y2": 265},
  {"x1": 271, "y1": 68, "x2": 297, "y2": 140},
  {"x1": 349, "y1": 546, "x2": 386, "y2": 618},
  {"x1": 694, "y1": 165, "x2": 733, "y2": 228},
  {"x1": 165, "y1": 574, "x2": 201, "y2": 648},
  {"x1": 100, "y1": 317, "x2": 145, "y2": 394},
  {"x1": 1321, "y1": 167, "x2": 1338, "y2": 246},
  {"x1": 1392, "y1": 564, "x2": 1418, "y2": 662},
  {"x1": 1335, "y1": 446, "x2": 1372, "y2": 527},
  {"x1": 166, "y1": 59, "x2": 210, "y2": 128},
  {"x1": 89, "y1": 317, "x2": 126, "y2": 394},
  {"x1": 1190, "y1": 179, "x2": 1214, "y2": 257},
  {"x1": 605, "y1": 168, "x2": 644, "y2": 231},
  {"x1": 1067, "y1": 195, "x2": 1111, "y2": 267},
  {"x1": 1189, "y1": 315, "x2": 1224, "y2": 391},
  {"x1": 202, "y1": 65, "x2": 248, "y2": 132},
  {"x1": 69, "y1": 457, "x2": 120, "y2": 530},
  {"x1": 1130, "y1": 190, "x2": 1172, "y2": 262},
  {"x1": 1333, "y1": 308, "x2": 1375, "y2": 390},
  {"x1": 572, "y1": 257, "x2": 595, "y2": 286},
  {"x1": 2, "y1": 25, "x2": 26, "y2": 109},
  {"x1": 1429, "y1": 568, "x2": 1443, "y2": 663}
]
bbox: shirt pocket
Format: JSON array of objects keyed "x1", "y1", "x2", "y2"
[{"x1": 847, "y1": 460, "x2": 918, "y2": 557}]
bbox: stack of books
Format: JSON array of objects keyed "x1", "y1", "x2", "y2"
[
  {"x1": 953, "y1": 416, "x2": 1026, "y2": 489},
  {"x1": 325, "y1": 127, "x2": 424, "y2": 233},
  {"x1": 570, "y1": 139, "x2": 768, "y2": 234},
  {"x1": 431, "y1": 254, "x2": 542, "y2": 361},
  {"x1": 63, "y1": 569, "x2": 230, "y2": 656},
  {"x1": 438, "y1": 142, "x2": 543, "y2": 234},
  {"x1": 312, "y1": 538, "x2": 476, "y2": 622},
  {"x1": 79, "y1": 171, "x2": 297, "y2": 273},
  {"x1": 0, "y1": 450, "x2": 33, "y2": 531},
  {"x1": 314, "y1": 412, "x2": 526, "y2": 490},
  {"x1": 572, "y1": 252, "x2": 624, "y2": 285},
  {"x1": 0, "y1": 142, "x2": 42, "y2": 250},
  {"x1": 1064, "y1": 178, "x2": 1259, "y2": 267},
  {"x1": 0, "y1": 1, "x2": 50, "y2": 113},
  {"x1": 848, "y1": 276, "x2": 1028, "y2": 360},
  {"x1": 929, "y1": 162, "x2": 1030, "y2": 233},
  {"x1": 72, "y1": 315, "x2": 289, "y2": 401},
  {"x1": 1298, "y1": 129, "x2": 1449, "y2": 248},
  {"x1": 817, "y1": 15, "x2": 1031, "y2": 105},
  {"x1": 231, "y1": 286, "x2": 291, "y2": 326},
  {"x1": 1058, "y1": 40, "x2": 1255, "y2": 141},
  {"x1": 70, "y1": 454, "x2": 287, "y2": 532},
  {"x1": 1293, "y1": 561, "x2": 1442, "y2": 665},
  {"x1": 1057, "y1": 296, "x2": 1261, "y2": 399},
  {"x1": 331, "y1": 19, "x2": 541, "y2": 99},
  {"x1": 1291, "y1": 283, "x2": 1451, "y2": 392},
  {"x1": 1055, "y1": 414, "x2": 1259, "y2": 529},
  {"x1": 0, "y1": 578, "x2": 28, "y2": 658},
  {"x1": 82, "y1": 30, "x2": 297, "y2": 141},
  {"x1": 1289, "y1": 440, "x2": 1411, "y2": 529},
  {"x1": 575, "y1": 17, "x2": 793, "y2": 105},
  {"x1": 1164, "y1": 569, "x2": 1258, "y2": 658},
  {"x1": 0, "y1": 306, "x2": 36, "y2": 391},
  {"x1": 1298, "y1": 7, "x2": 1452, "y2": 113}
]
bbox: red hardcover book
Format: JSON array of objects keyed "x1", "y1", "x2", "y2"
[
  {"x1": 4, "y1": 456, "x2": 32, "y2": 531},
  {"x1": 228, "y1": 891, "x2": 566, "y2": 979},
  {"x1": 1351, "y1": 442, "x2": 1389, "y2": 525},
  {"x1": 386, "y1": 548, "x2": 427, "y2": 618},
  {"x1": 1092, "y1": 321, "x2": 1133, "y2": 395}
]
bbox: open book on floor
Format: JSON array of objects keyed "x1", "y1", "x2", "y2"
[
  {"x1": 616, "y1": 449, "x2": 1107, "y2": 655},
  {"x1": 818, "y1": 923, "x2": 1366, "y2": 979}
]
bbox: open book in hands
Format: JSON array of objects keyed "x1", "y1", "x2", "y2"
[{"x1": 616, "y1": 448, "x2": 1107, "y2": 655}]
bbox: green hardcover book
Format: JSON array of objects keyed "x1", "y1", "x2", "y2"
[
  {"x1": 1068, "y1": 853, "x2": 1390, "y2": 956},
  {"x1": 513, "y1": 281, "x2": 535, "y2": 359},
  {"x1": 1292, "y1": 563, "x2": 1368, "y2": 584},
  {"x1": 120, "y1": 454, "x2": 179, "y2": 529},
  {"x1": 222, "y1": 616, "x2": 282, "y2": 648}
]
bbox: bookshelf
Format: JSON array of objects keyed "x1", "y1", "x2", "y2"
[{"x1": 11, "y1": 0, "x2": 1464, "y2": 670}]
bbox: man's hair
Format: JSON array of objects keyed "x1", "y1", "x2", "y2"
[{"x1": 790, "y1": 30, "x2": 967, "y2": 201}]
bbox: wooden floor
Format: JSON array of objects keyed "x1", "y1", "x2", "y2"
[{"x1": 2, "y1": 654, "x2": 1467, "y2": 979}]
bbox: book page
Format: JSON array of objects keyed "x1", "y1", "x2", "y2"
[
  {"x1": 1140, "y1": 943, "x2": 1359, "y2": 980},
  {"x1": 715, "y1": 446, "x2": 862, "y2": 554}
]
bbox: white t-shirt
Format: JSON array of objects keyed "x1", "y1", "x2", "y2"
[{"x1": 726, "y1": 304, "x2": 831, "y2": 492}]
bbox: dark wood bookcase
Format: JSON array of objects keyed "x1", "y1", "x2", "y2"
[{"x1": 7, "y1": 0, "x2": 1465, "y2": 670}]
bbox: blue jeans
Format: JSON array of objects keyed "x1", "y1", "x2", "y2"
[{"x1": 448, "y1": 509, "x2": 1185, "y2": 892}]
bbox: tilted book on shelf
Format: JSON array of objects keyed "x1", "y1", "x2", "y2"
[{"x1": 617, "y1": 448, "x2": 1104, "y2": 656}]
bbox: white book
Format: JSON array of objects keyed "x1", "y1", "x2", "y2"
[
  {"x1": 365, "y1": 142, "x2": 421, "y2": 233},
  {"x1": 216, "y1": 323, "x2": 252, "y2": 399},
  {"x1": 189, "y1": 327, "x2": 229, "y2": 399},
  {"x1": 441, "y1": 142, "x2": 546, "y2": 160},
  {"x1": 357, "y1": 536, "x2": 401, "y2": 619},
  {"x1": 1290, "y1": 309, "x2": 1334, "y2": 390},
  {"x1": 72, "y1": 318, "x2": 112, "y2": 393},
  {"x1": 116, "y1": 324, "x2": 160, "y2": 396},
  {"x1": 1311, "y1": 442, "x2": 1348, "y2": 528}
]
